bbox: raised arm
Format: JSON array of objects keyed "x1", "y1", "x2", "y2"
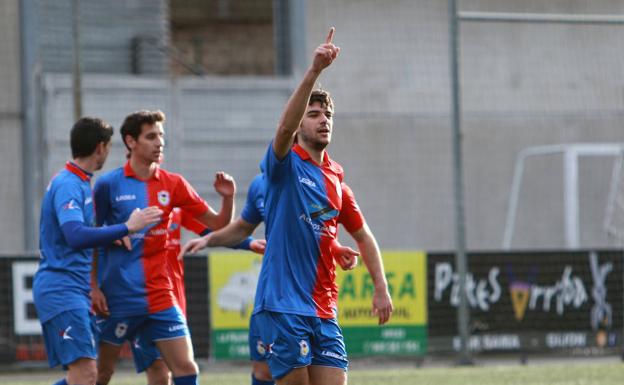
[
  {"x1": 273, "y1": 27, "x2": 340, "y2": 159},
  {"x1": 195, "y1": 172, "x2": 236, "y2": 230}
]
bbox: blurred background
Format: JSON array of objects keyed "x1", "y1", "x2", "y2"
[
  {"x1": 2, "y1": 0, "x2": 624, "y2": 254},
  {"x1": 1, "y1": 0, "x2": 624, "y2": 368}
]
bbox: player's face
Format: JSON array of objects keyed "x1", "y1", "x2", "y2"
[
  {"x1": 129, "y1": 122, "x2": 165, "y2": 164},
  {"x1": 298, "y1": 101, "x2": 333, "y2": 150}
]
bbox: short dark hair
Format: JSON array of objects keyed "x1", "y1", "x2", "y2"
[
  {"x1": 70, "y1": 117, "x2": 114, "y2": 158},
  {"x1": 120, "y1": 110, "x2": 166, "y2": 150},
  {"x1": 309, "y1": 89, "x2": 334, "y2": 110}
]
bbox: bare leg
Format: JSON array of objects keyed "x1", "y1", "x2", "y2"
[
  {"x1": 96, "y1": 342, "x2": 122, "y2": 385},
  {"x1": 66, "y1": 357, "x2": 97, "y2": 385},
  {"x1": 155, "y1": 336, "x2": 198, "y2": 378},
  {"x1": 275, "y1": 367, "x2": 310, "y2": 385},
  {"x1": 309, "y1": 366, "x2": 346, "y2": 385},
  {"x1": 145, "y1": 358, "x2": 171, "y2": 385}
]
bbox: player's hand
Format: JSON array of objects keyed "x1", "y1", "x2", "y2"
[
  {"x1": 125, "y1": 206, "x2": 163, "y2": 233},
  {"x1": 178, "y1": 236, "x2": 209, "y2": 260},
  {"x1": 214, "y1": 172, "x2": 236, "y2": 198},
  {"x1": 334, "y1": 245, "x2": 359, "y2": 270},
  {"x1": 250, "y1": 239, "x2": 266, "y2": 255},
  {"x1": 113, "y1": 236, "x2": 132, "y2": 250},
  {"x1": 311, "y1": 27, "x2": 340, "y2": 73},
  {"x1": 372, "y1": 288, "x2": 393, "y2": 325},
  {"x1": 91, "y1": 286, "x2": 110, "y2": 317}
]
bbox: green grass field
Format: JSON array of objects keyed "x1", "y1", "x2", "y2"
[{"x1": 3, "y1": 361, "x2": 623, "y2": 385}]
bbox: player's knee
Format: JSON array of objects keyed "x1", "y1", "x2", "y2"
[
  {"x1": 76, "y1": 363, "x2": 97, "y2": 385},
  {"x1": 170, "y1": 359, "x2": 198, "y2": 377}
]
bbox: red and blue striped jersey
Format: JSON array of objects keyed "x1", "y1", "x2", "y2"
[
  {"x1": 94, "y1": 162, "x2": 209, "y2": 317},
  {"x1": 256, "y1": 143, "x2": 346, "y2": 319}
]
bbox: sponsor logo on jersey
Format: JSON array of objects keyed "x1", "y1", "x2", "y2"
[
  {"x1": 115, "y1": 194, "x2": 136, "y2": 202},
  {"x1": 168, "y1": 324, "x2": 186, "y2": 332},
  {"x1": 321, "y1": 350, "x2": 347, "y2": 361},
  {"x1": 63, "y1": 200, "x2": 78, "y2": 210},
  {"x1": 298, "y1": 176, "x2": 317, "y2": 188},
  {"x1": 60, "y1": 326, "x2": 73, "y2": 341},
  {"x1": 158, "y1": 190, "x2": 171, "y2": 206}
]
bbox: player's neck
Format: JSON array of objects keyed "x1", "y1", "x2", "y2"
[
  {"x1": 72, "y1": 157, "x2": 97, "y2": 174},
  {"x1": 299, "y1": 141, "x2": 326, "y2": 164},
  {"x1": 129, "y1": 156, "x2": 157, "y2": 180}
]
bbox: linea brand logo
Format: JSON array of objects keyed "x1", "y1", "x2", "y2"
[
  {"x1": 168, "y1": 324, "x2": 186, "y2": 332},
  {"x1": 299, "y1": 176, "x2": 317, "y2": 188},
  {"x1": 115, "y1": 194, "x2": 136, "y2": 202}
]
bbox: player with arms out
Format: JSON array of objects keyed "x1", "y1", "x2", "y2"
[
  {"x1": 33, "y1": 117, "x2": 162, "y2": 385},
  {"x1": 92, "y1": 110, "x2": 235, "y2": 385}
]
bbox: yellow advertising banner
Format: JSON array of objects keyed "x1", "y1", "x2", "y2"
[
  {"x1": 336, "y1": 251, "x2": 427, "y2": 326},
  {"x1": 209, "y1": 251, "x2": 263, "y2": 330},
  {"x1": 210, "y1": 250, "x2": 427, "y2": 329}
]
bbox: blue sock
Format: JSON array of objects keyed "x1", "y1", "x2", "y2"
[
  {"x1": 252, "y1": 374, "x2": 275, "y2": 385},
  {"x1": 52, "y1": 379, "x2": 67, "y2": 385},
  {"x1": 173, "y1": 374, "x2": 198, "y2": 385}
]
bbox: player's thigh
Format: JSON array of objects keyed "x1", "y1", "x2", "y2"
[
  {"x1": 309, "y1": 317, "x2": 348, "y2": 372},
  {"x1": 309, "y1": 366, "x2": 346, "y2": 385},
  {"x1": 275, "y1": 367, "x2": 310, "y2": 385},
  {"x1": 255, "y1": 311, "x2": 313, "y2": 380},
  {"x1": 97, "y1": 342, "x2": 123, "y2": 383},
  {"x1": 147, "y1": 306, "x2": 196, "y2": 375},
  {"x1": 41, "y1": 309, "x2": 98, "y2": 369}
]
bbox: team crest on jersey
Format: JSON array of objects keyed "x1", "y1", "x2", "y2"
[
  {"x1": 115, "y1": 322, "x2": 128, "y2": 338},
  {"x1": 256, "y1": 340, "x2": 266, "y2": 355},
  {"x1": 299, "y1": 340, "x2": 310, "y2": 357},
  {"x1": 157, "y1": 190, "x2": 170, "y2": 206}
]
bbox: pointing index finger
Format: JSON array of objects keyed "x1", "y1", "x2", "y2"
[{"x1": 325, "y1": 27, "x2": 335, "y2": 44}]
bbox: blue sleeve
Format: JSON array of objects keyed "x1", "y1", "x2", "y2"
[
  {"x1": 261, "y1": 141, "x2": 291, "y2": 183},
  {"x1": 241, "y1": 177, "x2": 264, "y2": 225},
  {"x1": 61, "y1": 221, "x2": 129, "y2": 249},
  {"x1": 53, "y1": 181, "x2": 86, "y2": 226},
  {"x1": 93, "y1": 177, "x2": 111, "y2": 226}
]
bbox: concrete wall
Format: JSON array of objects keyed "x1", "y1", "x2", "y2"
[
  {"x1": 0, "y1": 0, "x2": 23, "y2": 253},
  {"x1": 307, "y1": 0, "x2": 624, "y2": 250},
  {"x1": 5, "y1": 0, "x2": 624, "y2": 253}
]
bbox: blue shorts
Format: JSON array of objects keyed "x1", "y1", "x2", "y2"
[
  {"x1": 131, "y1": 328, "x2": 162, "y2": 373},
  {"x1": 253, "y1": 311, "x2": 348, "y2": 379},
  {"x1": 41, "y1": 309, "x2": 98, "y2": 368},
  {"x1": 98, "y1": 306, "x2": 189, "y2": 348},
  {"x1": 249, "y1": 313, "x2": 266, "y2": 362}
]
